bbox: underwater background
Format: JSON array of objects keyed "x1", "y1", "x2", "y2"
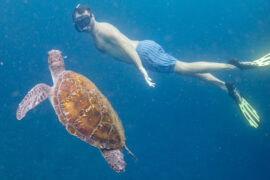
[{"x1": 0, "y1": 0, "x2": 270, "y2": 179}]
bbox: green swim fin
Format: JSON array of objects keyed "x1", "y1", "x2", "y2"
[
  {"x1": 226, "y1": 82, "x2": 260, "y2": 128},
  {"x1": 228, "y1": 52, "x2": 270, "y2": 70}
]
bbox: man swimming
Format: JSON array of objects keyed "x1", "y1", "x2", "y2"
[{"x1": 72, "y1": 5, "x2": 270, "y2": 128}]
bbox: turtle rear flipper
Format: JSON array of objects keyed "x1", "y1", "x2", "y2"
[
  {"x1": 101, "y1": 149, "x2": 126, "y2": 172},
  {"x1": 17, "y1": 83, "x2": 51, "y2": 120}
]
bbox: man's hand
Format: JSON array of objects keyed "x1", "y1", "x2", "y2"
[
  {"x1": 138, "y1": 66, "x2": 156, "y2": 87},
  {"x1": 145, "y1": 76, "x2": 155, "y2": 87}
]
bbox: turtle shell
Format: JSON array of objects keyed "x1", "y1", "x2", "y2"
[{"x1": 52, "y1": 71, "x2": 125, "y2": 149}]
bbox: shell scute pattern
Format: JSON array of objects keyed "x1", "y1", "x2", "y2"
[{"x1": 53, "y1": 71, "x2": 125, "y2": 149}]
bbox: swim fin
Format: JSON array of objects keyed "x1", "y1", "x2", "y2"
[
  {"x1": 228, "y1": 52, "x2": 270, "y2": 70},
  {"x1": 225, "y1": 82, "x2": 260, "y2": 128}
]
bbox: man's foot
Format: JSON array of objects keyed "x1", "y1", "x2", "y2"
[
  {"x1": 225, "y1": 82, "x2": 260, "y2": 128},
  {"x1": 228, "y1": 52, "x2": 270, "y2": 70},
  {"x1": 226, "y1": 82, "x2": 242, "y2": 103},
  {"x1": 228, "y1": 58, "x2": 259, "y2": 70}
]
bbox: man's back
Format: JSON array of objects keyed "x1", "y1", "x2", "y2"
[{"x1": 90, "y1": 21, "x2": 138, "y2": 63}]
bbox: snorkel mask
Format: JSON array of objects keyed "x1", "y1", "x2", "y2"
[{"x1": 72, "y1": 5, "x2": 93, "y2": 32}]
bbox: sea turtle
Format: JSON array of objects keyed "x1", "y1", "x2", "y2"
[{"x1": 16, "y1": 49, "x2": 134, "y2": 172}]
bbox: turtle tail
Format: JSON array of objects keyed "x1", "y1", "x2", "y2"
[{"x1": 124, "y1": 145, "x2": 137, "y2": 160}]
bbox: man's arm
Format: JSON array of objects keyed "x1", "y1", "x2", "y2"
[
  {"x1": 99, "y1": 23, "x2": 155, "y2": 87},
  {"x1": 117, "y1": 37, "x2": 155, "y2": 87},
  {"x1": 126, "y1": 49, "x2": 155, "y2": 87}
]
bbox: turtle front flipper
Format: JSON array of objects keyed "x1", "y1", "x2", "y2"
[
  {"x1": 17, "y1": 83, "x2": 51, "y2": 120},
  {"x1": 101, "y1": 149, "x2": 126, "y2": 172}
]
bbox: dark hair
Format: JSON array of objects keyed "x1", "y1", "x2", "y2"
[{"x1": 72, "y1": 6, "x2": 92, "y2": 23}]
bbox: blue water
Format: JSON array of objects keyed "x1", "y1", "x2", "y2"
[{"x1": 1, "y1": 0, "x2": 270, "y2": 179}]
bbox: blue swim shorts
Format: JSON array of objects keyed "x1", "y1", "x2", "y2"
[{"x1": 136, "y1": 40, "x2": 177, "y2": 73}]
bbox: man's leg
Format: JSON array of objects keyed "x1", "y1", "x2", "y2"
[
  {"x1": 174, "y1": 60, "x2": 236, "y2": 74},
  {"x1": 186, "y1": 72, "x2": 228, "y2": 92},
  {"x1": 177, "y1": 72, "x2": 260, "y2": 128},
  {"x1": 174, "y1": 51, "x2": 270, "y2": 74}
]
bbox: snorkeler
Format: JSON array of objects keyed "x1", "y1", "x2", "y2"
[{"x1": 72, "y1": 5, "x2": 270, "y2": 128}]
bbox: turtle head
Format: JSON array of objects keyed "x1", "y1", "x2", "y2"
[{"x1": 48, "y1": 50, "x2": 65, "y2": 83}]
